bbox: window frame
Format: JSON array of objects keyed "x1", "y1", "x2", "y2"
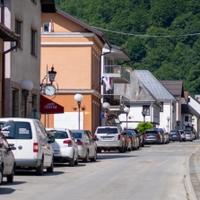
[{"x1": 31, "y1": 28, "x2": 38, "y2": 57}]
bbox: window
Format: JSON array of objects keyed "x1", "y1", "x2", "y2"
[
  {"x1": 31, "y1": 29, "x2": 37, "y2": 56},
  {"x1": 15, "y1": 19, "x2": 23, "y2": 49},
  {"x1": 160, "y1": 102, "x2": 163, "y2": 112},
  {"x1": 185, "y1": 116, "x2": 189, "y2": 122},
  {"x1": 43, "y1": 22, "x2": 51, "y2": 32},
  {"x1": 12, "y1": 88, "x2": 19, "y2": 117},
  {"x1": 0, "y1": 121, "x2": 32, "y2": 139},
  {"x1": 142, "y1": 105, "x2": 150, "y2": 116}
]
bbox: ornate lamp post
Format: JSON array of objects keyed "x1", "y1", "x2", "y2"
[
  {"x1": 20, "y1": 80, "x2": 34, "y2": 117},
  {"x1": 74, "y1": 93, "x2": 83, "y2": 130},
  {"x1": 41, "y1": 65, "x2": 57, "y2": 96},
  {"x1": 48, "y1": 66, "x2": 57, "y2": 85},
  {"x1": 124, "y1": 106, "x2": 130, "y2": 128}
]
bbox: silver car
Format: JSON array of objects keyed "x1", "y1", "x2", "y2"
[
  {"x1": 71, "y1": 130, "x2": 97, "y2": 162},
  {"x1": 0, "y1": 133, "x2": 15, "y2": 184},
  {"x1": 94, "y1": 126, "x2": 126, "y2": 153},
  {"x1": 46, "y1": 128, "x2": 79, "y2": 166}
]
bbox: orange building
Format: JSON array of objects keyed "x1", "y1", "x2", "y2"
[{"x1": 40, "y1": 10, "x2": 106, "y2": 132}]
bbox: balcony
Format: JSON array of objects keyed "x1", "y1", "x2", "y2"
[
  {"x1": 104, "y1": 65, "x2": 130, "y2": 83},
  {"x1": 102, "y1": 94, "x2": 130, "y2": 113}
]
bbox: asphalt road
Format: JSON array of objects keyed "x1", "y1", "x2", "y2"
[{"x1": 0, "y1": 141, "x2": 199, "y2": 200}]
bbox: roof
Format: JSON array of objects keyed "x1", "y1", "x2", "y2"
[
  {"x1": 160, "y1": 80, "x2": 184, "y2": 97},
  {"x1": 0, "y1": 23, "x2": 18, "y2": 41},
  {"x1": 103, "y1": 44, "x2": 130, "y2": 61},
  {"x1": 57, "y1": 10, "x2": 106, "y2": 45},
  {"x1": 135, "y1": 70, "x2": 175, "y2": 101}
]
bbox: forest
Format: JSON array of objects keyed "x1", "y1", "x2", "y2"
[{"x1": 55, "y1": 0, "x2": 200, "y2": 95}]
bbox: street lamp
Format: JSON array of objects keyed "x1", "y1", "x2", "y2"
[
  {"x1": 20, "y1": 80, "x2": 34, "y2": 117},
  {"x1": 48, "y1": 66, "x2": 57, "y2": 85},
  {"x1": 74, "y1": 93, "x2": 83, "y2": 130},
  {"x1": 124, "y1": 106, "x2": 130, "y2": 128},
  {"x1": 40, "y1": 65, "x2": 57, "y2": 96},
  {"x1": 102, "y1": 102, "x2": 110, "y2": 126}
]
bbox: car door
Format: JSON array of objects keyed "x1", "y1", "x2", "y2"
[
  {"x1": 83, "y1": 132, "x2": 91, "y2": 156},
  {"x1": 0, "y1": 135, "x2": 13, "y2": 174},
  {"x1": 1, "y1": 120, "x2": 33, "y2": 163},
  {"x1": 86, "y1": 131, "x2": 95, "y2": 157},
  {"x1": 35, "y1": 121, "x2": 53, "y2": 167}
]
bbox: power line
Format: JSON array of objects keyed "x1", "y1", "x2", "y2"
[{"x1": 92, "y1": 26, "x2": 200, "y2": 38}]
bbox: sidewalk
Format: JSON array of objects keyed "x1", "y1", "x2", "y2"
[{"x1": 190, "y1": 147, "x2": 200, "y2": 200}]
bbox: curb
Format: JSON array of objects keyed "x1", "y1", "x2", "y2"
[{"x1": 186, "y1": 146, "x2": 200, "y2": 200}]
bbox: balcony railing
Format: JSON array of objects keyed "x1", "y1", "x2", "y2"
[
  {"x1": 102, "y1": 94, "x2": 130, "y2": 112},
  {"x1": 104, "y1": 65, "x2": 130, "y2": 83}
]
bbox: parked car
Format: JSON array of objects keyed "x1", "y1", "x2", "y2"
[
  {"x1": 71, "y1": 130, "x2": 97, "y2": 162},
  {"x1": 178, "y1": 130, "x2": 185, "y2": 141},
  {"x1": 123, "y1": 129, "x2": 140, "y2": 150},
  {"x1": 184, "y1": 130, "x2": 193, "y2": 141},
  {"x1": 134, "y1": 129, "x2": 145, "y2": 147},
  {"x1": 46, "y1": 128, "x2": 78, "y2": 166},
  {"x1": 0, "y1": 118, "x2": 54, "y2": 175},
  {"x1": 95, "y1": 126, "x2": 126, "y2": 153},
  {"x1": 169, "y1": 130, "x2": 181, "y2": 141},
  {"x1": 144, "y1": 128, "x2": 163, "y2": 144},
  {"x1": 0, "y1": 132, "x2": 15, "y2": 184}
]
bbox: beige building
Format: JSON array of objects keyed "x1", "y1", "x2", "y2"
[
  {"x1": 2, "y1": 0, "x2": 54, "y2": 118},
  {"x1": 41, "y1": 10, "x2": 105, "y2": 132}
]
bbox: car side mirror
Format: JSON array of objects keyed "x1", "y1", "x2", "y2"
[{"x1": 47, "y1": 136, "x2": 55, "y2": 143}]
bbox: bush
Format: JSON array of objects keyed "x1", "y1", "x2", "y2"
[{"x1": 136, "y1": 122, "x2": 153, "y2": 133}]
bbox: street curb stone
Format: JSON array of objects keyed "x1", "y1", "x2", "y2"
[{"x1": 188, "y1": 149, "x2": 200, "y2": 200}]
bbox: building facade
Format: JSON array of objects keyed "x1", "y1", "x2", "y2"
[
  {"x1": 40, "y1": 10, "x2": 105, "y2": 132},
  {"x1": 3, "y1": 0, "x2": 42, "y2": 118}
]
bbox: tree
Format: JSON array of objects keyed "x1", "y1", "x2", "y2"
[{"x1": 136, "y1": 122, "x2": 153, "y2": 133}]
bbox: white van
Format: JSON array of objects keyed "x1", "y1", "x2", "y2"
[{"x1": 0, "y1": 118, "x2": 54, "y2": 175}]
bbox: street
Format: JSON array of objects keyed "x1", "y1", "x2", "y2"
[{"x1": 0, "y1": 141, "x2": 199, "y2": 200}]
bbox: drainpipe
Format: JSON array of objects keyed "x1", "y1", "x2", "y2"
[{"x1": 2, "y1": 41, "x2": 18, "y2": 116}]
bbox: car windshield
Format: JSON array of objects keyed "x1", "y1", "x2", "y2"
[
  {"x1": 146, "y1": 131, "x2": 158, "y2": 135},
  {"x1": 97, "y1": 128, "x2": 118, "y2": 134},
  {"x1": 170, "y1": 131, "x2": 177, "y2": 135},
  {"x1": 54, "y1": 131, "x2": 68, "y2": 139},
  {"x1": 71, "y1": 131, "x2": 83, "y2": 139},
  {"x1": 0, "y1": 121, "x2": 32, "y2": 139}
]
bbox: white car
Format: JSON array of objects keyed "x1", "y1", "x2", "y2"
[
  {"x1": 46, "y1": 128, "x2": 78, "y2": 166},
  {"x1": 94, "y1": 126, "x2": 126, "y2": 153},
  {"x1": 0, "y1": 118, "x2": 54, "y2": 175},
  {"x1": 71, "y1": 130, "x2": 97, "y2": 162}
]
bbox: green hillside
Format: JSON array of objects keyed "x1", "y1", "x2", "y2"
[{"x1": 55, "y1": 0, "x2": 200, "y2": 95}]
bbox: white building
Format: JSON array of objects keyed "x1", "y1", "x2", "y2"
[{"x1": 116, "y1": 70, "x2": 176, "y2": 130}]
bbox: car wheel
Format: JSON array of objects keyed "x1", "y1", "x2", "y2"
[
  {"x1": 83, "y1": 151, "x2": 89, "y2": 162},
  {"x1": 74, "y1": 157, "x2": 79, "y2": 166},
  {"x1": 97, "y1": 148, "x2": 101, "y2": 153},
  {"x1": 69, "y1": 155, "x2": 75, "y2": 167},
  {"x1": 0, "y1": 165, "x2": 3, "y2": 185},
  {"x1": 47, "y1": 159, "x2": 54, "y2": 173},
  {"x1": 90, "y1": 151, "x2": 97, "y2": 162},
  {"x1": 36, "y1": 159, "x2": 44, "y2": 176},
  {"x1": 7, "y1": 164, "x2": 15, "y2": 183},
  {"x1": 119, "y1": 147, "x2": 124, "y2": 153}
]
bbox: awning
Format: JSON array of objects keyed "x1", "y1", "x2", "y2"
[{"x1": 40, "y1": 95, "x2": 64, "y2": 114}]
